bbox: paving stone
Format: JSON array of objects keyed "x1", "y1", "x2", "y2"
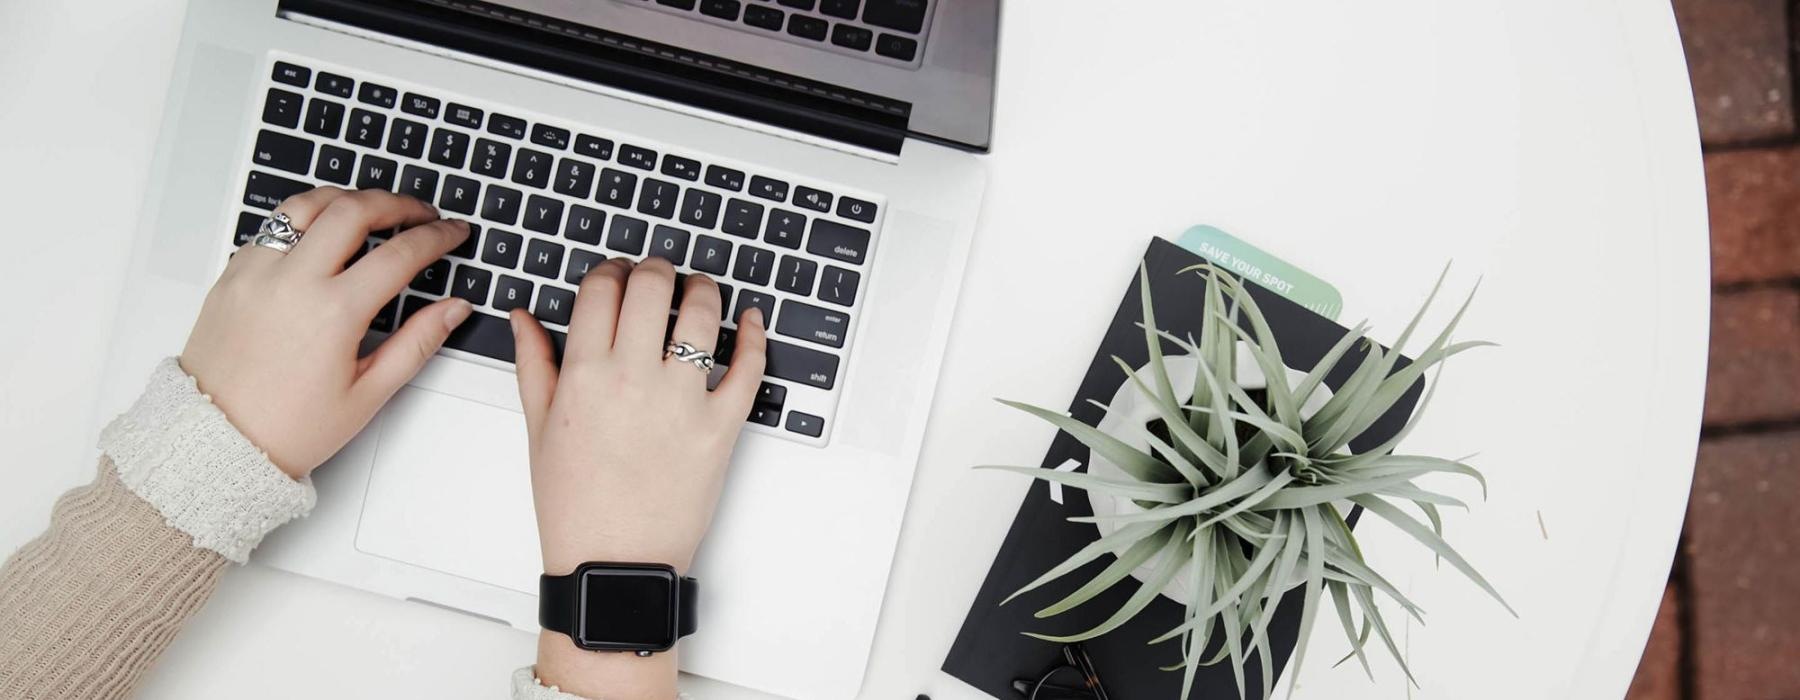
[
  {"x1": 1685, "y1": 430, "x2": 1800, "y2": 699},
  {"x1": 1706, "y1": 148, "x2": 1800, "y2": 285},
  {"x1": 1626, "y1": 582, "x2": 1683, "y2": 700},
  {"x1": 1673, "y1": 0, "x2": 1794, "y2": 144},
  {"x1": 1704, "y1": 288, "x2": 1800, "y2": 426}
]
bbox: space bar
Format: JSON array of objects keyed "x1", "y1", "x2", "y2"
[{"x1": 440, "y1": 310, "x2": 569, "y2": 365}]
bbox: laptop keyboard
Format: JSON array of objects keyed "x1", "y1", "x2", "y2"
[
  {"x1": 233, "y1": 54, "x2": 885, "y2": 445},
  {"x1": 619, "y1": 0, "x2": 934, "y2": 69}
]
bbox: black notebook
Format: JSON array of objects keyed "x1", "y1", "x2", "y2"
[{"x1": 942, "y1": 237, "x2": 1424, "y2": 698}]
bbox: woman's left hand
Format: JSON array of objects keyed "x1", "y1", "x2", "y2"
[{"x1": 180, "y1": 187, "x2": 474, "y2": 479}]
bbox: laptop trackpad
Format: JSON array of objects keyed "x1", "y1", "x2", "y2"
[{"x1": 354, "y1": 386, "x2": 541, "y2": 595}]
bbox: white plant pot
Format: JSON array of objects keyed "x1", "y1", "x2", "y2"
[{"x1": 1084, "y1": 343, "x2": 1332, "y2": 605}]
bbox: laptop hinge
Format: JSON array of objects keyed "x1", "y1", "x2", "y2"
[{"x1": 276, "y1": 0, "x2": 912, "y2": 156}]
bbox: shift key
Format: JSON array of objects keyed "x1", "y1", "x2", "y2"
[
  {"x1": 776, "y1": 300, "x2": 849, "y2": 348},
  {"x1": 765, "y1": 339, "x2": 839, "y2": 390}
]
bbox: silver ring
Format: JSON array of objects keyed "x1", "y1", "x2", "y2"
[
  {"x1": 664, "y1": 341, "x2": 715, "y2": 373},
  {"x1": 251, "y1": 212, "x2": 303, "y2": 254}
]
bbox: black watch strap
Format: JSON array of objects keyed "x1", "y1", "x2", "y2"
[{"x1": 539, "y1": 567, "x2": 698, "y2": 642}]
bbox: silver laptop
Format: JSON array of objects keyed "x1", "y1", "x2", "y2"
[{"x1": 100, "y1": 1, "x2": 996, "y2": 697}]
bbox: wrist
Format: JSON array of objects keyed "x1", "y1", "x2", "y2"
[{"x1": 543, "y1": 543, "x2": 694, "y2": 576}]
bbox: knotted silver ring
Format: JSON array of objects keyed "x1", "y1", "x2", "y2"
[
  {"x1": 664, "y1": 340, "x2": 715, "y2": 373},
  {"x1": 251, "y1": 211, "x2": 304, "y2": 254}
]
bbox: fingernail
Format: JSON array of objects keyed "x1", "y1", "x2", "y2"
[
  {"x1": 444, "y1": 299, "x2": 473, "y2": 331},
  {"x1": 509, "y1": 312, "x2": 520, "y2": 336},
  {"x1": 746, "y1": 307, "x2": 765, "y2": 328}
]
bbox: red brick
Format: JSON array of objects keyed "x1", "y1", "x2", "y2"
[
  {"x1": 1684, "y1": 430, "x2": 1800, "y2": 699},
  {"x1": 1704, "y1": 288, "x2": 1800, "y2": 426},
  {"x1": 1626, "y1": 582, "x2": 1683, "y2": 700},
  {"x1": 1706, "y1": 148, "x2": 1800, "y2": 285},
  {"x1": 1673, "y1": 0, "x2": 1793, "y2": 145}
]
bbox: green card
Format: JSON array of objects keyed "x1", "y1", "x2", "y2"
[{"x1": 1174, "y1": 225, "x2": 1343, "y2": 321}]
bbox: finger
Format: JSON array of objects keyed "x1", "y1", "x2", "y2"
[
  {"x1": 234, "y1": 187, "x2": 348, "y2": 266},
  {"x1": 613, "y1": 257, "x2": 679, "y2": 361},
  {"x1": 351, "y1": 297, "x2": 474, "y2": 408},
  {"x1": 563, "y1": 258, "x2": 631, "y2": 363},
  {"x1": 713, "y1": 307, "x2": 768, "y2": 416},
  {"x1": 510, "y1": 308, "x2": 560, "y2": 444},
  {"x1": 291, "y1": 189, "x2": 439, "y2": 274},
  {"x1": 339, "y1": 219, "x2": 470, "y2": 312},
  {"x1": 667, "y1": 274, "x2": 724, "y2": 377}
]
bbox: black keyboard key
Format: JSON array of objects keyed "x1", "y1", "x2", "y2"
[
  {"x1": 523, "y1": 238, "x2": 566, "y2": 280},
  {"x1": 749, "y1": 175, "x2": 788, "y2": 202},
  {"x1": 450, "y1": 224, "x2": 481, "y2": 258},
  {"x1": 732, "y1": 245, "x2": 775, "y2": 285},
  {"x1": 566, "y1": 248, "x2": 607, "y2": 285},
  {"x1": 531, "y1": 123, "x2": 571, "y2": 150},
  {"x1": 442, "y1": 309, "x2": 515, "y2": 362},
  {"x1": 524, "y1": 194, "x2": 564, "y2": 235},
  {"x1": 875, "y1": 33, "x2": 918, "y2": 61},
  {"x1": 656, "y1": 0, "x2": 697, "y2": 8},
  {"x1": 649, "y1": 225, "x2": 691, "y2": 265},
  {"x1": 272, "y1": 61, "x2": 311, "y2": 87},
  {"x1": 512, "y1": 148, "x2": 554, "y2": 189},
  {"x1": 692, "y1": 235, "x2": 732, "y2": 275},
  {"x1": 262, "y1": 88, "x2": 303, "y2": 128},
  {"x1": 346, "y1": 108, "x2": 386, "y2": 148},
  {"x1": 493, "y1": 275, "x2": 533, "y2": 312},
  {"x1": 787, "y1": 14, "x2": 827, "y2": 40},
  {"x1": 830, "y1": 24, "x2": 873, "y2": 51},
  {"x1": 638, "y1": 178, "x2": 681, "y2": 219},
  {"x1": 358, "y1": 82, "x2": 397, "y2": 108},
  {"x1": 429, "y1": 128, "x2": 471, "y2": 169},
  {"x1": 756, "y1": 382, "x2": 787, "y2": 408},
  {"x1": 483, "y1": 229, "x2": 524, "y2": 268},
  {"x1": 766, "y1": 338, "x2": 839, "y2": 389},
  {"x1": 777, "y1": 0, "x2": 815, "y2": 9},
  {"x1": 679, "y1": 189, "x2": 722, "y2": 228},
  {"x1": 315, "y1": 72, "x2": 354, "y2": 98},
  {"x1": 863, "y1": 0, "x2": 928, "y2": 33},
  {"x1": 303, "y1": 98, "x2": 345, "y2": 138},
  {"x1": 743, "y1": 4, "x2": 784, "y2": 30},
  {"x1": 565, "y1": 205, "x2": 606, "y2": 245},
  {"x1": 785, "y1": 411, "x2": 824, "y2": 437},
  {"x1": 716, "y1": 283, "x2": 736, "y2": 320},
  {"x1": 472, "y1": 138, "x2": 511, "y2": 178},
  {"x1": 776, "y1": 300, "x2": 848, "y2": 348},
  {"x1": 705, "y1": 165, "x2": 745, "y2": 191},
  {"x1": 451, "y1": 264, "x2": 493, "y2": 305},
  {"x1": 793, "y1": 185, "x2": 832, "y2": 213},
  {"x1": 733, "y1": 289, "x2": 776, "y2": 326},
  {"x1": 606, "y1": 215, "x2": 650, "y2": 255},
  {"x1": 402, "y1": 92, "x2": 441, "y2": 119},
  {"x1": 356, "y1": 155, "x2": 399, "y2": 191},
  {"x1": 775, "y1": 255, "x2": 818, "y2": 295},
  {"x1": 619, "y1": 144, "x2": 657, "y2": 170},
  {"x1": 386, "y1": 118, "x2": 428, "y2": 159},
  {"x1": 445, "y1": 102, "x2": 484, "y2": 129},
  {"x1": 534, "y1": 285, "x2": 576, "y2": 326},
  {"x1": 234, "y1": 211, "x2": 263, "y2": 245},
  {"x1": 837, "y1": 196, "x2": 878, "y2": 223},
  {"x1": 819, "y1": 0, "x2": 859, "y2": 19},
  {"x1": 438, "y1": 174, "x2": 481, "y2": 215},
  {"x1": 575, "y1": 134, "x2": 614, "y2": 161},
  {"x1": 765, "y1": 208, "x2": 806, "y2": 249},
  {"x1": 554, "y1": 158, "x2": 596, "y2": 198},
  {"x1": 818, "y1": 265, "x2": 859, "y2": 306},
  {"x1": 597, "y1": 168, "x2": 637, "y2": 208},
  {"x1": 700, "y1": 0, "x2": 741, "y2": 18},
  {"x1": 488, "y1": 113, "x2": 527, "y2": 139},
  {"x1": 372, "y1": 297, "x2": 401, "y2": 332},
  {"x1": 748, "y1": 405, "x2": 781, "y2": 427},
  {"x1": 722, "y1": 199, "x2": 764, "y2": 238},
  {"x1": 399, "y1": 164, "x2": 439, "y2": 202},
  {"x1": 807, "y1": 219, "x2": 870, "y2": 264},
  {"x1": 252, "y1": 130, "x2": 313, "y2": 175},
  {"x1": 409, "y1": 258, "x2": 452, "y2": 295},
  {"x1": 661, "y1": 155, "x2": 701, "y2": 181},
  {"x1": 481, "y1": 184, "x2": 523, "y2": 225}
]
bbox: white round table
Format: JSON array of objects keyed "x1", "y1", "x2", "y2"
[{"x1": 0, "y1": 1, "x2": 1706, "y2": 698}]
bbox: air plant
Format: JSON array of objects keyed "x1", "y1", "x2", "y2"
[{"x1": 981, "y1": 264, "x2": 1512, "y2": 700}]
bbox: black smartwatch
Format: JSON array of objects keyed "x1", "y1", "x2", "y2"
[{"x1": 539, "y1": 562, "x2": 697, "y2": 655}]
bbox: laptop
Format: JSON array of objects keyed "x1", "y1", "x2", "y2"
[{"x1": 98, "y1": 1, "x2": 996, "y2": 697}]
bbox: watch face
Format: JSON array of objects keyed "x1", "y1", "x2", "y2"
[{"x1": 578, "y1": 566, "x2": 678, "y2": 650}]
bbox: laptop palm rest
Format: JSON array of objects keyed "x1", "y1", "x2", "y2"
[{"x1": 355, "y1": 386, "x2": 541, "y2": 596}]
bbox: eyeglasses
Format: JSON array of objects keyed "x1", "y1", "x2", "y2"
[{"x1": 1010, "y1": 643, "x2": 1110, "y2": 700}]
